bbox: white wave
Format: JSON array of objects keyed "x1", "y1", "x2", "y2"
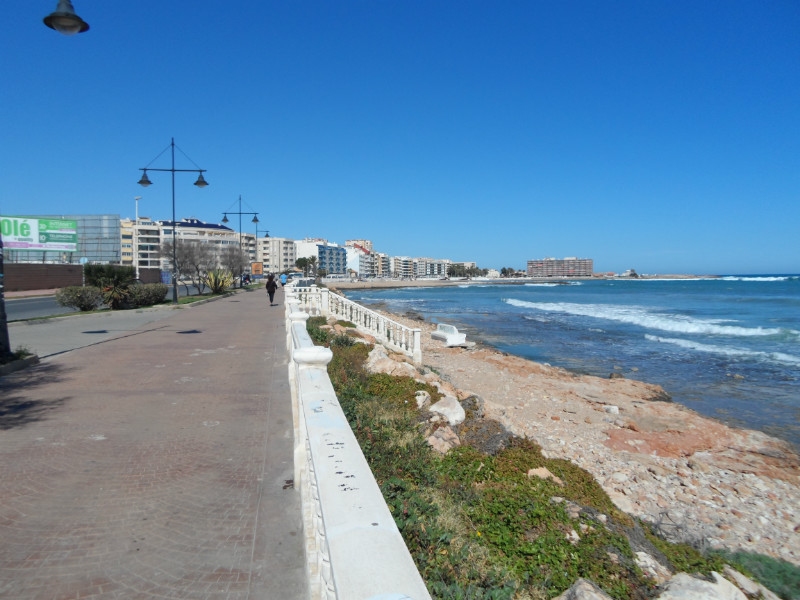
[
  {"x1": 504, "y1": 298, "x2": 785, "y2": 337},
  {"x1": 524, "y1": 283, "x2": 560, "y2": 287},
  {"x1": 719, "y1": 276, "x2": 797, "y2": 282},
  {"x1": 645, "y1": 334, "x2": 800, "y2": 366}
]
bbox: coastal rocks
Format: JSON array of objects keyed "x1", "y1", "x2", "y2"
[
  {"x1": 414, "y1": 390, "x2": 431, "y2": 409},
  {"x1": 429, "y1": 395, "x2": 465, "y2": 426},
  {"x1": 369, "y1": 308, "x2": 800, "y2": 570},
  {"x1": 554, "y1": 571, "x2": 776, "y2": 600},
  {"x1": 427, "y1": 426, "x2": 460, "y2": 454},
  {"x1": 553, "y1": 578, "x2": 614, "y2": 600},
  {"x1": 657, "y1": 572, "x2": 747, "y2": 600},
  {"x1": 364, "y1": 345, "x2": 418, "y2": 378}
]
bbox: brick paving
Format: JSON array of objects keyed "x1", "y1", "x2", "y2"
[{"x1": 0, "y1": 289, "x2": 307, "y2": 599}]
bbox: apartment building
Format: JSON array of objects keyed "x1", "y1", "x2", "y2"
[
  {"x1": 317, "y1": 243, "x2": 347, "y2": 275},
  {"x1": 257, "y1": 236, "x2": 296, "y2": 274},
  {"x1": 415, "y1": 257, "x2": 451, "y2": 278},
  {"x1": 392, "y1": 256, "x2": 414, "y2": 278},
  {"x1": 526, "y1": 257, "x2": 594, "y2": 277}
]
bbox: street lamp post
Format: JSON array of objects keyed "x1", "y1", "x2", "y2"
[
  {"x1": 221, "y1": 195, "x2": 259, "y2": 287},
  {"x1": 134, "y1": 196, "x2": 142, "y2": 280},
  {"x1": 138, "y1": 138, "x2": 209, "y2": 304}
]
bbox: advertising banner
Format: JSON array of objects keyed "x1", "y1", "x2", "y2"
[
  {"x1": 0, "y1": 216, "x2": 78, "y2": 252},
  {"x1": 251, "y1": 262, "x2": 263, "y2": 275}
]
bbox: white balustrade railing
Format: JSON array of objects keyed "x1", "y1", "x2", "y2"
[
  {"x1": 291, "y1": 285, "x2": 422, "y2": 364},
  {"x1": 286, "y1": 298, "x2": 431, "y2": 600}
]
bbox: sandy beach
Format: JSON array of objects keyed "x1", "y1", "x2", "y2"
[{"x1": 331, "y1": 282, "x2": 800, "y2": 567}]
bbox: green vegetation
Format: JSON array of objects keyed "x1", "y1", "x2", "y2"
[
  {"x1": 711, "y1": 550, "x2": 800, "y2": 600},
  {"x1": 308, "y1": 321, "x2": 782, "y2": 599},
  {"x1": 55, "y1": 285, "x2": 104, "y2": 311},
  {"x1": 55, "y1": 282, "x2": 168, "y2": 311},
  {"x1": 202, "y1": 269, "x2": 234, "y2": 294},
  {"x1": 0, "y1": 345, "x2": 33, "y2": 366}
]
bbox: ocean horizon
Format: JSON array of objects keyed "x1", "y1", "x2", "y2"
[{"x1": 343, "y1": 274, "x2": 800, "y2": 453}]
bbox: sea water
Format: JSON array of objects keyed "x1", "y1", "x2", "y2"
[{"x1": 344, "y1": 276, "x2": 800, "y2": 452}]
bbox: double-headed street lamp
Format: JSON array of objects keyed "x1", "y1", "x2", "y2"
[
  {"x1": 138, "y1": 138, "x2": 209, "y2": 304},
  {"x1": 222, "y1": 196, "x2": 259, "y2": 287}
]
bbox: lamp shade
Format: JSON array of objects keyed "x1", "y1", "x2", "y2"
[
  {"x1": 194, "y1": 173, "x2": 209, "y2": 187},
  {"x1": 137, "y1": 171, "x2": 153, "y2": 187},
  {"x1": 43, "y1": 0, "x2": 89, "y2": 35}
]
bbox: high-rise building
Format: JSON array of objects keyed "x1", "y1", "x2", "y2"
[{"x1": 526, "y1": 257, "x2": 593, "y2": 277}]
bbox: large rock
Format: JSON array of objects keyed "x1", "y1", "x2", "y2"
[
  {"x1": 365, "y1": 345, "x2": 419, "y2": 378},
  {"x1": 553, "y1": 578, "x2": 614, "y2": 600},
  {"x1": 427, "y1": 426, "x2": 460, "y2": 454},
  {"x1": 657, "y1": 572, "x2": 747, "y2": 600},
  {"x1": 429, "y1": 395, "x2": 466, "y2": 426}
]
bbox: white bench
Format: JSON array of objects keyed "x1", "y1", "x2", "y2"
[{"x1": 431, "y1": 323, "x2": 467, "y2": 347}]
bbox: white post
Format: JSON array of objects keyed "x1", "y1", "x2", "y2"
[{"x1": 134, "y1": 195, "x2": 141, "y2": 280}]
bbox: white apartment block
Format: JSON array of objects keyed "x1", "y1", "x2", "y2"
[
  {"x1": 345, "y1": 239, "x2": 373, "y2": 252},
  {"x1": 257, "y1": 236, "x2": 297, "y2": 274},
  {"x1": 392, "y1": 256, "x2": 414, "y2": 278},
  {"x1": 415, "y1": 257, "x2": 451, "y2": 278},
  {"x1": 294, "y1": 238, "x2": 328, "y2": 262},
  {"x1": 121, "y1": 217, "x2": 238, "y2": 274},
  {"x1": 527, "y1": 257, "x2": 594, "y2": 277}
]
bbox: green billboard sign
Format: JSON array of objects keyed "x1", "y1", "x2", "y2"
[{"x1": 0, "y1": 216, "x2": 78, "y2": 252}]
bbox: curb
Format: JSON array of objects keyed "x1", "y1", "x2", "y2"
[{"x1": 0, "y1": 355, "x2": 41, "y2": 377}]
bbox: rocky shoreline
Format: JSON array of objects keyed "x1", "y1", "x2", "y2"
[{"x1": 351, "y1": 302, "x2": 800, "y2": 568}]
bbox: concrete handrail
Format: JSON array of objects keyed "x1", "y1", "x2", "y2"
[
  {"x1": 291, "y1": 285, "x2": 422, "y2": 364},
  {"x1": 286, "y1": 297, "x2": 431, "y2": 600}
]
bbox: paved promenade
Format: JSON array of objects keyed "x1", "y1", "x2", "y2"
[{"x1": 0, "y1": 288, "x2": 307, "y2": 599}]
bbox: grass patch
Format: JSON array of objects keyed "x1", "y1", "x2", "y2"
[
  {"x1": 0, "y1": 346, "x2": 34, "y2": 366},
  {"x1": 312, "y1": 323, "x2": 780, "y2": 599}
]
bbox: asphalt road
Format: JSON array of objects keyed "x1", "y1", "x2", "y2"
[{"x1": 5, "y1": 296, "x2": 77, "y2": 321}]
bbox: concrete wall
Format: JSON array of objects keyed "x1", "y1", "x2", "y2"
[{"x1": 4, "y1": 264, "x2": 162, "y2": 292}]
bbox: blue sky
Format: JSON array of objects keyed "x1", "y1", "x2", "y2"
[{"x1": 2, "y1": 1, "x2": 798, "y2": 275}]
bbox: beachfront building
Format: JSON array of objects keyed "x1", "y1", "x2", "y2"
[
  {"x1": 257, "y1": 236, "x2": 296, "y2": 274},
  {"x1": 527, "y1": 257, "x2": 594, "y2": 277},
  {"x1": 346, "y1": 242, "x2": 374, "y2": 278},
  {"x1": 346, "y1": 239, "x2": 373, "y2": 252},
  {"x1": 415, "y1": 257, "x2": 451, "y2": 278},
  {"x1": 317, "y1": 243, "x2": 347, "y2": 275},
  {"x1": 294, "y1": 238, "x2": 327, "y2": 264},
  {"x1": 392, "y1": 256, "x2": 414, "y2": 279},
  {"x1": 374, "y1": 252, "x2": 391, "y2": 278}
]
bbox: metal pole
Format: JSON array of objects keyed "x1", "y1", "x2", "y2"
[
  {"x1": 134, "y1": 196, "x2": 141, "y2": 280},
  {"x1": 238, "y1": 195, "x2": 242, "y2": 287},
  {"x1": 171, "y1": 138, "x2": 178, "y2": 304}
]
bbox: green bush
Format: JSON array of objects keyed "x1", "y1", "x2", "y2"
[
  {"x1": 55, "y1": 286, "x2": 103, "y2": 311},
  {"x1": 84, "y1": 264, "x2": 136, "y2": 287},
  {"x1": 128, "y1": 283, "x2": 169, "y2": 307},
  {"x1": 203, "y1": 269, "x2": 234, "y2": 294}
]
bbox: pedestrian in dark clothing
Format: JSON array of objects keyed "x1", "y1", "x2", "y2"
[{"x1": 266, "y1": 274, "x2": 278, "y2": 305}]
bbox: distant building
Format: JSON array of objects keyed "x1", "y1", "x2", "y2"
[
  {"x1": 527, "y1": 257, "x2": 593, "y2": 277},
  {"x1": 392, "y1": 256, "x2": 414, "y2": 278},
  {"x1": 257, "y1": 236, "x2": 296, "y2": 274},
  {"x1": 415, "y1": 257, "x2": 451, "y2": 278},
  {"x1": 5, "y1": 214, "x2": 121, "y2": 265},
  {"x1": 317, "y1": 243, "x2": 347, "y2": 275}
]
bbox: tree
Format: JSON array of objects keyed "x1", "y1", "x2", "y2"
[
  {"x1": 295, "y1": 257, "x2": 309, "y2": 277},
  {"x1": 162, "y1": 240, "x2": 214, "y2": 294},
  {"x1": 308, "y1": 256, "x2": 318, "y2": 281},
  {"x1": 219, "y1": 245, "x2": 247, "y2": 287}
]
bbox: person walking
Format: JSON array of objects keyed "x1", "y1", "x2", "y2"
[{"x1": 265, "y1": 274, "x2": 278, "y2": 306}]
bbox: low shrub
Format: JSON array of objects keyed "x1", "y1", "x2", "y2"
[
  {"x1": 55, "y1": 286, "x2": 103, "y2": 311},
  {"x1": 203, "y1": 269, "x2": 234, "y2": 294},
  {"x1": 128, "y1": 283, "x2": 169, "y2": 307}
]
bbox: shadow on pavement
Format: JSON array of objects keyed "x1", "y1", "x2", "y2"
[{"x1": 0, "y1": 363, "x2": 70, "y2": 430}]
